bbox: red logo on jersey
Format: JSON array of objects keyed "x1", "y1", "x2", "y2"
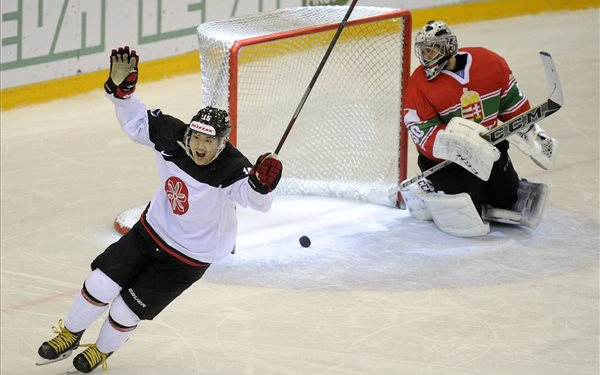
[{"x1": 165, "y1": 176, "x2": 189, "y2": 215}]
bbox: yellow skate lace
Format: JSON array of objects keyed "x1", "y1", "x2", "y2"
[
  {"x1": 47, "y1": 319, "x2": 79, "y2": 352},
  {"x1": 79, "y1": 344, "x2": 109, "y2": 371}
]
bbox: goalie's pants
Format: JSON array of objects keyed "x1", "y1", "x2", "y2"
[
  {"x1": 91, "y1": 219, "x2": 210, "y2": 320},
  {"x1": 418, "y1": 140, "x2": 519, "y2": 215}
]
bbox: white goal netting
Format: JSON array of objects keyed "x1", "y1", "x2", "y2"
[{"x1": 197, "y1": 6, "x2": 411, "y2": 206}]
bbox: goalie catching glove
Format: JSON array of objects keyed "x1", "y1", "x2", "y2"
[
  {"x1": 248, "y1": 153, "x2": 282, "y2": 194},
  {"x1": 508, "y1": 123, "x2": 558, "y2": 170},
  {"x1": 433, "y1": 117, "x2": 500, "y2": 181},
  {"x1": 104, "y1": 46, "x2": 139, "y2": 99}
]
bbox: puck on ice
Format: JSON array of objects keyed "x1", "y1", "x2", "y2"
[{"x1": 299, "y1": 235, "x2": 311, "y2": 248}]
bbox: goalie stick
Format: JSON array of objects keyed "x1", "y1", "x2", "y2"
[
  {"x1": 273, "y1": 0, "x2": 359, "y2": 156},
  {"x1": 398, "y1": 51, "x2": 563, "y2": 195}
]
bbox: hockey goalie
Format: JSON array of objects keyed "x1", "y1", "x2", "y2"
[{"x1": 401, "y1": 20, "x2": 559, "y2": 237}]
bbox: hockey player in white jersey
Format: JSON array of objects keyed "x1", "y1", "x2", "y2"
[{"x1": 36, "y1": 46, "x2": 283, "y2": 373}]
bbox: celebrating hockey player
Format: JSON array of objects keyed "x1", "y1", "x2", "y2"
[
  {"x1": 401, "y1": 21, "x2": 558, "y2": 237},
  {"x1": 36, "y1": 46, "x2": 283, "y2": 373}
]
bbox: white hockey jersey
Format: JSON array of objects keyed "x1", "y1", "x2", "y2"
[{"x1": 108, "y1": 94, "x2": 275, "y2": 264}]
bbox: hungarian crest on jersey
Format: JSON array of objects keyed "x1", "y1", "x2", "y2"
[{"x1": 460, "y1": 88, "x2": 484, "y2": 122}]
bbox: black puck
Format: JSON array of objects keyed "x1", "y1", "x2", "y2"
[{"x1": 299, "y1": 235, "x2": 311, "y2": 248}]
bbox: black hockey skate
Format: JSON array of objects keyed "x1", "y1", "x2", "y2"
[
  {"x1": 36, "y1": 319, "x2": 84, "y2": 366},
  {"x1": 69, "y1": 344, "x2": 113, "y2": 373}
]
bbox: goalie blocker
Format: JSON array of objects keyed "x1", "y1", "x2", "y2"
[{"x1": 402, "y1": 178, "x2": 548, "y2": 237}]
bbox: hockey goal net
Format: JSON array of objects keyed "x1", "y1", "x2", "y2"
[{"x1": 114, "y1": 6, "x2": 411, "y2": 234}]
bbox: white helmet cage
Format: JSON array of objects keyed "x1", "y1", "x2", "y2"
[{"x1": 414, "y1": 20, "x2": 458, "y2": 80}]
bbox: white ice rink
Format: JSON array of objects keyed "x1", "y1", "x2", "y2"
[{"x1": 1, "y1": 8, "x2": 599, "y2": 375}]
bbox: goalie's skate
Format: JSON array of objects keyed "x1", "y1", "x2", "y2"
[
  {"x1": 36, "y1": 319, "x2": 84, "y2": 366},
  {"x1": 483, "y1": 179, "x2": 548, "y2": 229},
  {"x1": 67, "y1": 344, "x2": 113, "y2": 373}
]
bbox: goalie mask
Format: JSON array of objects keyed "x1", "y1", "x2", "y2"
[
  {"x1": 182, "y1": 106, "x2": 231, "y2": 166},
  {"x1": 414, "y1": 20, "x2": 458, "y2": 80}
]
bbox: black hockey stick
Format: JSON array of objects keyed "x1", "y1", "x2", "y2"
[
  {"x1": 273, "y1": 0, "x2": 359, "y2": 156},
  {"x1": 398, "y1": 51, "x2": 563, "y2": 191}
]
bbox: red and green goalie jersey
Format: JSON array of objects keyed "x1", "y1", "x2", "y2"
[{"x1": 404, "y1": 47, "x2": 531, "y2": 162}]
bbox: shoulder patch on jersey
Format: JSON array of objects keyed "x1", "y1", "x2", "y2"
[{"x1": 150, "y1": 108, "x2": 162, "y2": 117}]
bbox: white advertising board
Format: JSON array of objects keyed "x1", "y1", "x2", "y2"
[{"x1": 0, "y1": 0, "x2": 467, "y2": 89}]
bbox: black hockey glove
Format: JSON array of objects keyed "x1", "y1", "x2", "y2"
[
  {"x1": 248, "y1": 153, "x2": 282, "y2": 194},
  {"x1": 104, "y1": 46, "x2": 138, "y2": 99}
]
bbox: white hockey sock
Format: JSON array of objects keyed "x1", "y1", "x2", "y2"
[
  {"x1": 64, "y1": 290, "x2": 109, "y2": 333},
  {"x1": 96, "y1": 296, "x2": 140, "y2": 354},
  {"x1": 95, "y1": 317, "x2": 136, "y2": 354}
]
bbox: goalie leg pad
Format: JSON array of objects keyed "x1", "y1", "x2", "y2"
[
  {"x1": 483, "y1": 179, "x2": 548, "y2": 228},
  {"x1": 400, "y1": 179, "x2": 434, "y2": 221},
  {"x1": 421, "y1": 192, "x2": 490, "y2": 237}
]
